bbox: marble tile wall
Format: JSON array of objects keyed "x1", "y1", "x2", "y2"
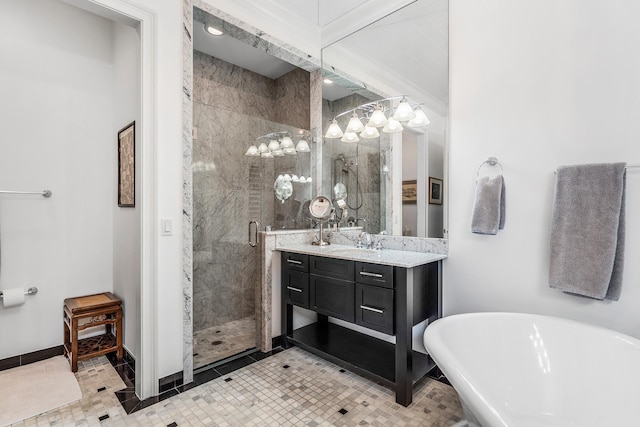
[{"x1": 192, "y1": 50, "x2": 311, "y2": 333}]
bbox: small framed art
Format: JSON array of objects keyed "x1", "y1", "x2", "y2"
[
  {"x1": 429, "y1": 177, "x2": 443, "y2": 205},
  {"x1": 117, "y1": 121, "x2": 135, "y2": 207}
]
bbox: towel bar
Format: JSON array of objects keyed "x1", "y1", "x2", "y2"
[
  {"x1": 477, "y1": 157, "x2": 503, "y2": 177},
  {"x1": 0, "y1": 190, "x2": 52, "y2": 197},
  {"x1": 0, "y1": 287, "x2": 38, "y2": 299}
]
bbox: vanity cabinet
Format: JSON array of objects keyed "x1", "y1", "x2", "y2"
[{"x1": 280, "y1": 249, "x2": 443, "y2": 407}]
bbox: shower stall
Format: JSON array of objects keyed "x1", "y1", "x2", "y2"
[{"x1": 191, "y1": 10, "x2": 312, "y2": 369}]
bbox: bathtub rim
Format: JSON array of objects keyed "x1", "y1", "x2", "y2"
[{"x1": 423, "y1": 311, "x2": 640, "y2": 427}]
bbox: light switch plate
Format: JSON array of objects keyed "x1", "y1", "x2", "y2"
[{"x1": 161, "y1": 218, "x2": 173, "y2": 236}]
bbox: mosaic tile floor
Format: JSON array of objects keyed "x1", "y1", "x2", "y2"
[
  {"x1": 193, "y1": 316, "x2": 256, "y2": 369},
  {"x1": 10, "y1": 347, "x2": 463, "y2": 426}
]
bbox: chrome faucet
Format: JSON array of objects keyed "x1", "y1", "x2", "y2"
[{"x1": 357, "y1": 231, "x2": 373, "y2": 249}]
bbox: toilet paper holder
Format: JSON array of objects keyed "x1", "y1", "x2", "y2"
[{"x1": 0, "y1": 287, "x2": 38, "y2": 299}]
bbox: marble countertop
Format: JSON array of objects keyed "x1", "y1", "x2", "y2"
[{"x1": 276, "y1": 244, "x2": 447, "y2": 268}]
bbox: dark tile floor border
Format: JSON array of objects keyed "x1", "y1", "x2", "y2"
[
  {"x1": 0, "y1": 345, "x2": 64, "y2": 371},
  {"x1": 113, "y1": 347, "x2": 284, "y2": 415}
]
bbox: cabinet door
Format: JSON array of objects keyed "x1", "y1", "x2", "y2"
[
  {"x1": 285, "y1": 270, "x2": 309, "y2": 309},
  {"x1": 310, "y1": 275, "x2": 355, "y2": 322},
  {"x1": 355, "y1": 283, "x2": 395, "y2": 335}
]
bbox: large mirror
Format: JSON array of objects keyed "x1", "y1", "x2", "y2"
[{"x1": 320, "y1": 0, "x2": 448, "y2": 238}]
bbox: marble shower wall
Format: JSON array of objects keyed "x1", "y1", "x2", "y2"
[{"x1": 192, "y1": 50, "x2": 310, "y2": 332}]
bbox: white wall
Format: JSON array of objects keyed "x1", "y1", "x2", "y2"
[
  {"x1": 447, "y1": 0, "x2": 640, "y2": 337},
  {"x1": 0, "y1": 0, "x2": 115, "y2": 358},
  {"x1": 112, "y1": 21, "x2": 141, "y2": 360}
]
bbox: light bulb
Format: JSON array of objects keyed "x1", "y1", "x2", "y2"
[
  {"x1": 360, "y1": 126, "x2": 380, "y2": 139},
  {"x1": 267, "y1": 139, "x2": 280, "y2": 151},
  {"x1": 325, "y1": 119, "x2": 344, "y2": 139},
  {"x1": 307, "y1": 176, "x2": 312, "y2": 183},
  {"x1": 258, "y1": 142, "x2": 269, "y2": 153},
  {"x1": 392, "y1": 98, "x2": 416, "y2": 121},
  {"x1": 367, "y1": 105, "x2": 388, "y2": 128},
  {"x1": 245, "y1": 145, "x2": 259, "y2": 156},
  {"x1": 298, "y1": 177, "x2": 307, "y2": 183},
  {"x1": 291, "y1": 174, "x2": 299, "y2": 182},
  {"x1": 272, "y1": 149, "x2": 284, "y2": 156},
  {"x1": 261, "y1": 151, "x2": 273, "y2": 158},
  {"x1": 280, "y1": 136, "x2": 294, "y2": 148},
  {"x1": 341, "y1": 132, "x2": 359, "y2": 143},
  {"x1": 204, "y1": 24, "x2": 223, "y2": 36},
  {"x1": 407, "y1": 108, "x2": 430, "y2": 127},
  {"x1": 295, "y1": 139, "x2": 310, "y2": 152},
  {"x1": 382, "y1": 117, "x2": 403, "y2": 134},
  {"x1": 284, "y1": 147, "x2": 296, "y2": 155},
  {"x1": 345, "y1": 112, "x2": 365, "y2": 133}
]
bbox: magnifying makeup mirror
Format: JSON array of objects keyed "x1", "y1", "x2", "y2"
[{"x1": 309, "y1": 195, "x2": 334, "y2": 245}]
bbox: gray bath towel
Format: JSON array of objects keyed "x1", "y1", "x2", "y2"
[
  {"x1": 471, "y1": 175, "x2": 506, "y2": 235},
  {"x1": 549, "y1": 163, "x2": 626, "y2": 301}
]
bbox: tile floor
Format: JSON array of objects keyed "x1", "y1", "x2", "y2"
[
  {"x1": 10, "y1": 347, "x2": 464, "y2": 426},
  {"x1": 193, "y1": 316, "x2": 256, "y2": 369}
]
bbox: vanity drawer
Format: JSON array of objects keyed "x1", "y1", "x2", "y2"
[
  {"x1": 355, "y1": 283, "x2": 394, "y2": 335},
  {"x1": 283, "y1": 252, "x2": 309, "y2": 272},
  {"x1": 355, "y1": 262, "x2": 394, "y2": 289},
  {"x1": 310, "y1": 256, "x2": 354, "y2": 281},
  {"x1": 310, "y1": 275, "x2": 355, "y2": 323},
  {"x1": 284, "y1": 270, "x2": 309, "y2": 309}
]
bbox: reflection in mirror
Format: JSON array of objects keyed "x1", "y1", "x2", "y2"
[
  {"x1": 320, "y1": 0, "x2": 448, "y2": 238},
  {"x1": 309, "y1": 195, "x2": 334, "y2": 246}
]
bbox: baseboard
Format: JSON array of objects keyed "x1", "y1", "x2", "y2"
[{"x1": 0, "y1": 345, "x2": 64, "y2": 372}]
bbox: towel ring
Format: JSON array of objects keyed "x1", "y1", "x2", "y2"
[{"x1": 477, "y1": 157, "x2": 503, "y2": 177}]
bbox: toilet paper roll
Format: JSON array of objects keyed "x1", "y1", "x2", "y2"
[{"x1": 2, "y1": 288, "x2": 25, "y2": 308}]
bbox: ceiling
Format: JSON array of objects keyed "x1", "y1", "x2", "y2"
[
  {"x1": 192, "y1": 0, "x2": 448, "y2": 112},
  {"x1": 193, "y1": 19, "x2": 298, "y2": 79}
]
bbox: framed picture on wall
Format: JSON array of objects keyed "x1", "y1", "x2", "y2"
[
  {"x1": 429, "y1": 177, "x2": 443, "y2": 205},
  {"x1": 402, "y1": 180, "x2": 417, "y2": 204},
  {"x1": 117, "y1": 121, "x2": 135, "y2": 207}
]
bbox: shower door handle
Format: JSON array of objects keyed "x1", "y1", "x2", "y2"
[{"x1": 248, "y1": 220, "x2": 259, "y2": 247}]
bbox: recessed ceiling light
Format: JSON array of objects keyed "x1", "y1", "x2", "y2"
[
  {"x1": 323, "y1": 78, "x2": 333, "y2": 84},
  {"x1": 204, "y1": 24, "x2": 223, "y2": 36}
]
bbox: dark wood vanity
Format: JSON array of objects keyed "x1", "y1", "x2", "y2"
[{"x1": 279, "y1": 246, "x2": 444, "y2": 406}]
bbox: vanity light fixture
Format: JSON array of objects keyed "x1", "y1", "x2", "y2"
[
  {"x1": 325, "y1": 119, "x2": 344, "y2": 139},
  {"x1": 204, "y1": 24, "x2": 223, "y2": 36},
  {"x1": 382, "y1": 116, "x2": 403, "y2": 134},
  {"x1": 295, "y1": 138, "x2": 310, "y2": 152},
  {"x1": 367, "y1": 104, "x2": 388, "y2": 128},
  {"x1": 346, "y1": 112, "x2": 365, "y2": 133},
  {"x1": 360, "y1": 125, "x2": 380, "y2": 139},
  {"x1": 407, "y1": 107, "x2": 431, "y2": 127},
  {"x1": 267, "y1": 139, "x2": 280, "y2": 151},
  {"x1": 245, "y1": 145, "x2": 259, "y2": 156},
  {"x1": 324, "y1": 96, "x2": 430, "y2": 141},
  {"x1": 245, "y1": 131, "x2": 312, "y2": 158},
  {"x1": 341, "y1": 132, "x2": 359, "y2": 143},
  {"x1": 392, "y1": 97, "x2": 416, "y2": 121}
]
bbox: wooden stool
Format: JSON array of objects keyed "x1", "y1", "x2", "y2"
[{"x1": 63, "y1": 292, "x2": 123, "y2": 372}]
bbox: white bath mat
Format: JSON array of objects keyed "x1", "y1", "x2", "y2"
[{"x1": 0, "y1": 355, "x2": 82, "y2": 426}]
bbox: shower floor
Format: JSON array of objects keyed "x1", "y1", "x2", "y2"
[{"x1": 193, "y1": 316, "x2": 256, "y2": 369}]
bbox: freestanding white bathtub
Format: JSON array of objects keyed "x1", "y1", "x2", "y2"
[{"x1": 423, "y1": 312, "x2": 640, "y2": 427}]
